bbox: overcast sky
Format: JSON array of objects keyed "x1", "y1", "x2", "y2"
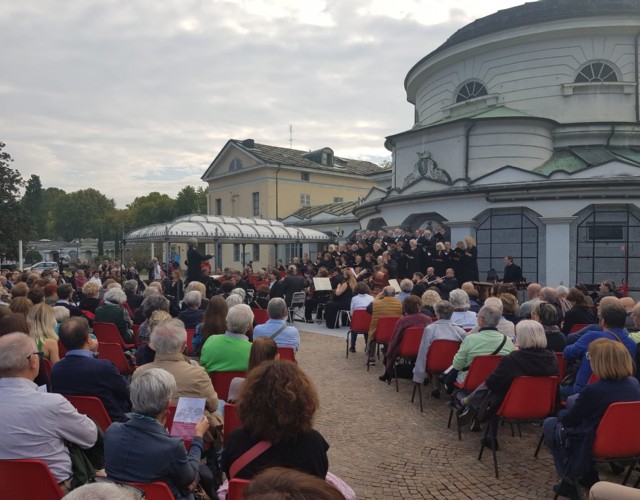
[{"x1": 1, "y1": 0, "x2": 525, "y2": 208}]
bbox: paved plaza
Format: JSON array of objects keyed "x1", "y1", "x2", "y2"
[{"x1": 294, "y1": 325, "x2": 623, "y2": 500}]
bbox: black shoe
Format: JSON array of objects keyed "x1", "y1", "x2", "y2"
[
  {"x1": 457, "y1": 406, "x2": 477, "y2": 427},
  {"x1": 379, "y1": 373, "x2": 392, "y2": 382},
  {"x1": 431, "y1": 389, "x2": 440, "y2": 399},
  {"x1": 349, "y1": 346, "x2": 356, "y2": 353},
  {"x1": 578, "y1": 471, "x2": 600, "y2": 489},
  {"x1": 447, "y1": 399, "x2": 463, "y2": 412},
  {"x1": 609, "y1": 462, "x2": 625, "y2": 475},
  {"x1": 552, "y1": 480, "x2": 578, "y2": 499},
  {"x1": 480, "y1": 437, "x2": 499, "y2": 451}
]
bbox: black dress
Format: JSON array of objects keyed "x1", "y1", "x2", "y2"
[{"x1": 464, "y1": 246, "x2": 479, "y2": 282}]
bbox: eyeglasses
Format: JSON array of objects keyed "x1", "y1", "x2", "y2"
[{"x1": 26, "y1": 352, "x2": 44, "y2": 361}]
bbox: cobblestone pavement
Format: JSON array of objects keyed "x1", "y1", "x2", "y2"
[{"x1": 294, "y1": 325, "x2": 621, "y2": 500}]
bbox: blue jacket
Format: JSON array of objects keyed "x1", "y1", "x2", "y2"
[
  {"x1": 563, "y1": 328, "x2": 637, "y2": 393},
  {"x1": 105, "y1": 417, "x2": 204, "y2": 499},
  {"x1": 51, "y1": 351, "x2": 131, "y2": 422}
]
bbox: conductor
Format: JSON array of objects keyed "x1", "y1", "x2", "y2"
[
  {"x1": 186, "y1": 238, "x2": 212, "y2": 284},
  {"x1": 503, "y1": 256, "x2": 523, "y2": 283}
]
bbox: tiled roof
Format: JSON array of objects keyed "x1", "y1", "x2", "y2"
[
  {"x1": 534, "y1": 147, "x2": 640, "y2": 175},
  {"x1": 288, "y1": 200, "x2": 359, "y2": 220},
  {"x1": 230, "y1": 140, "x2": 388, "y2": 176}
]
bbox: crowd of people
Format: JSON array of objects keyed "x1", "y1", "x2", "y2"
[{"x1": 1, "y1": 228, "x2": 640, "y2": 499}]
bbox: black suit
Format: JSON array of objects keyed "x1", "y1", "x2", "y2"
[
  {"x1": 51, "y1": 352, "x2": 131, "y2": 422},
  {"x1": 282, "y1": 274, "x2": 307, "y2": 306},
  {"x1": 503, "y1": 263, "x2": 523, "y2": 283}
]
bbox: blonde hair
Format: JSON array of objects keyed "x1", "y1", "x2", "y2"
[
  {"x1": 148, "y1": 310, "x2": 172, "y2": 334},
  {"x1": 515, "y1": 320, "x2": 547, "y2": 349},
  {"x1": 82, "y1": 281, "x2": 100, "y2": 298},
  {"x1": 26, "y1": 303, "x2": 58, "y2": 347},
  {"x1": 500, "y1": 293, "x2": 518, "y2": 315},
  {"x1": 186, "y1": 281, "x2": 206, "y2": 296},
  {"x1": 589, "y1": 338, "x2": 634, "y2": 380},
  {"x1": 421, "y1": 289, "x2": 441, "y2": 308},
  {"x1": 464, "y1": 236, "x2": 476, "y2": 247}
]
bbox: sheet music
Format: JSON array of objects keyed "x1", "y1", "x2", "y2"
[
  {"x1": 388, "y1": 279, "x2": 401, "y2": 293},
  {"x1": 313, "y1": 277, "x2": 332, "y2": 291}
]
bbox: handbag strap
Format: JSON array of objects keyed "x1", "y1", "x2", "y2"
[
  {"x1": 229, "y1": 440, "x2": 272, "y2": 479},
  {"x1": 490, "y1": 335, "x2": 508, "y2": 355},
  {"x1": 270, "y1": 324, "x2": 288, "y2": 340}
]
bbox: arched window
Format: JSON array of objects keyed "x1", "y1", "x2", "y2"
[
  {"x1": 575, "y1": 62, "x2": 618, "y2": 83},
  {"x1": 229, "y1": 158, "x2": 243, "y2": 172},
  {"x1": 455, "y1": 81, "x2": 488, "y2": 103}
]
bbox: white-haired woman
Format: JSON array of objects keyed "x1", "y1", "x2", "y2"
[
  {"x1": 200, "y1": 304, "x2": 253, "y2": 373},
  {"x1": 105, "y1": 368, "x2": 213, "y2": 498},
  {"x1": 449, "y1": 289, "x2": 477, "y2": 329},
  {"x1": 95, "y1": 287, "x2": 134, "y2": 344}
]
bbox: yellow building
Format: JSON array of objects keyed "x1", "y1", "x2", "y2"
[{"x1": 201, "y1": 139, "x2": 389, "y2": 268}]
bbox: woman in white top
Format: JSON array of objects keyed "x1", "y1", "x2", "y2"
[
  {"x1": 449, "y1": 288, "x2": 477, "y2": 329},
  {"x1": 350, "y1": 282, "x2": 374, "y2": 314}
]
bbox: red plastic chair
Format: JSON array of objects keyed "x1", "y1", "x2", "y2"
[
  {"x1": 555, "y1": 352, "x2": 566, "y2": 381},
  {"x1": 129, "y1": 481, "x2": 174, "y2": 499},
  {"x1": 65, "y1": 395, "x2": 113, "y2": 433},
  {"x1": 184, "y1": 328, "x2": 196, "y2": 356},
  {"x1": 569, "y1": 323, "x2": 590, "y2": 334},
  {"x1": 57, "y1": 340, "x2": 67, "y2": 359},
  {"x1": 588, "y1": 372, "x2": 600, "y2": 384},
  {"x1": 412, "y1": 339, "x2": 462, "y2": 412},
  {"x1": 346, "y1": 309, "x2": 372, "y2": 359},
  {"x1": 132, "y1": 324, "x2": 141, "y2": 347},
  {"x1": 98, "y1": 342, "x2": 135, "y2": 376},
  {"x1": 447, "y1": 355, "x2": 503, "y2": 440},
  {"x1": 210, "y1": 371, "x2": 246, "y2": 402},
  {"x1": 81, "y1": 310, "x2": 96, "y2": 321},
  {"x1": 0, "y1": 459, "x2": 64, "y2": 499},
  {"x1": 368, "y1": 315, "x2": 401, "y2": 372},
  {"x1": 591, "y1": 401, "x2": 640, "y2": 485},
  {"x1": 224, "y1": 403, "x2": 243, "y2": 447},
  {"x1": 93, "y1": 322, "x2": 135, "y2": 350},
  {"x1": 277, "y1": 347, "x2": 297, "y2": 363},
  {"x1": 228, "y1": 478, "x2": 251, "y2": 500},
  {"x1": 478, "y1": 376, "x2": 558, "y2": 478},
  {"x1": 251, "y1": 308, "x2": 269, "y2": 325},
  {"x1": 392, "y1": 327, "x2": 424, "y2": 392},
  {"x1": 41, "y1": 357, "x2": 53, "y2": 383}
]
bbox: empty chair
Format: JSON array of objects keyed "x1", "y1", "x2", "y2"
[
  {"x1": 65, "y1": 395, "x2": 113, "y2": 433},
  {"x1": 0, "y1": 459, "x2": 64, "y2": 499}
]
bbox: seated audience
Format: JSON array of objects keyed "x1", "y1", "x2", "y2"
[
  {"x1": 133, "y1": 318, "x2": 223, "y2": 444},
  {"x1": 253, "y1": 298, "x2": 300, "y2": 351},
  {"x1": 561, "y1": 287, "x2": 597, "y2": 335},
  {"x1": 95, "y1": 288, "x2": 134, "y2": 344},
  {"x1": 467, "y1": 297, "x2": 515, "y2": 338},
  {"x1": 500, "y1": 293, "x2": 520, "y2": 325},
  {"x1": 365, "y1": 286, "x2": 403, "y2": 365},
  {"x1": 0, "y1": 333, "x2": 98, "y2": 493},
  {"x1": 250, "y1": 284, "x2": 270, "y2": 310},
  {"x1": 449, "y1": 289, "x2": 477, "y2": 329},
  {"x1": 105, "y1": 368, "x2": 213, "y2": 499},
  {"x1": 244, "y1": 467, "x2": 347, "y2": 500},
  {"x1": 532, "y1": 301, "x2": 566, "y2": 352},
  {"x1": 228, "y1": 337, "x2": 279, "y2": 403},
  {"x1": 396, "y1": 279, "x2": 414, "y2": 302},
  {"x1": 193, "y1": 295, "x2": 228, "y2": 357},
  {"x1": 51, "y1": 317, "x2": 131, "y2": 422},
  {"x1": 55, "y1": 283, "x2": 86, "y2": 319},
  {"x1": 178, "y1": 290, "x2": 204, "y2": 329},
  {"x1": 9, "y1": 296, "x2": 33, "y2": 317},
  {"x1": 200, "y1": 304, "x2": 253, "y2": 373},
  {"x1": 222, "y1": 360, "x2": 329, "y2": 480},
  {"x1": 26, "y1": 302, "x2": 60, "y2": 363},
  {"x1": 80, "y1": 281, "x2": 101, "y2": 314},
  {"x1": 544, "y1": 339, "x2": 640, "y2": 496},
  {"x1": 325, "y1": 269, "x2": 355, "y2": 329},
  {"x1": 123, "y1": 279, "x2": 143, "y2": 312},
  {"x1": 413, "y1": 300, "x2": 467, "y2": 398},
  {"x1": 420, "y1": 289, "x2": 441, "y2": 318},
  {"x1": 379, "y1": 295, "x2": 431, "y2": 382}
]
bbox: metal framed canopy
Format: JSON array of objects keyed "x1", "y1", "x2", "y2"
[{"x1": 124, "y1": 214, "x2": 332, "y2": 244}]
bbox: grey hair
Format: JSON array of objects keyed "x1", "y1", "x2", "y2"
[
  {"x1": 267, "y1": 297, "x2": 287, "y2": 319},
  {"x1": 515, "y1": 320, "x2": 547, "y2": 349},
  {"x1": 226, "y1": 304, "x2": 254, "y2": 334},
  {"x1": 226, "y1": 294, "x2": 243, "y2": 307},
  {"x1": 483, "y1": 296, "x2": 504, "y2": 312},
  {"x1": 142, "y1": 294, "x2": 170, "y2": 318},
  {"x1": 0, "y1": 333, "x2": 35, "y2": 376},
  {"x1": 478, "y1": 305, "x2": 502, "y2": 328},
  {"x1": 123, "y1": 280, "x2": 138, "y2": 294},
  {"x1": 540, "y1": 287, "x2": 557, "y2": 303},
  {"x1": 400, "y1": 279, "x2": 414, "y2": 293},
  {"x1": 130, "y1": 368, "x2": 176, "y2": 417},
  {"x1": 556, "y1": 285, "x2": 569, "y2": 298},
  {"x1": 187, "y1": 238, "x2": 198, "y2": 247},
  {"x1": 53, "y1": 305, "x2": 70, "y2": 323},
  {"x1": 434, "y1": 300, "x2": 454, "y2": 320},
  {"x1": 63, "y1": 482, "x2": 142, "y2": 500},
  {"x1": 104, "y1": 288, "x2": 126, "y2": 304},
  {"x1": 382, "y1": 286, "x2": 396, "y2": 297},
  {"x1": 142, "y1": 286, "x2": 160, "y2": 298},
  {"x1": 183, "y1": 290, "x2": 202, "y2": 308},
  {"x1": 185, "y1": 281, "x2": 206, "y2": 295},
  {"x1": 150, "y1": 318, "x2": 187, "y2": 354},
  {"x1": 448, "y1": 289, "x2": 470, "y2": 310},
  {"x1": 231, "y1": 288, "x2": 246, "y2": 300}
]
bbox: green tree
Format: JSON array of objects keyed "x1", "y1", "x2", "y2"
[
  {"x1": 175, "y1": 185, "x2": 207, "y2": 216},
  {"x1": 21, "y1": 174, "x2": 46, "y2": 239},
  {"x1": 0, "y1": 142, "x2": 26, "y2": 258},
  {"x1": 53, "y1": 188, "x2": 116, "y2": 240},
  {"x1": 127, "y1": 192, "x2": 176, "y2": 228},
  {"x1": 42, "y1": 187, "x2": 66, "y2": 238}
]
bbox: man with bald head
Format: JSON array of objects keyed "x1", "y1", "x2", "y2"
[
  {"x1": 519, "y1": 283, "x2": 541, "y2": 319},
  {"x1": 620, "y1": 296, "x2": 636, "y2": 330},
  {"x1": 366, "y1": 286, "x2": 403, "y2": 366},
  {"x1": 0, "y1": 333, "x2": 98, "y2": 492}
]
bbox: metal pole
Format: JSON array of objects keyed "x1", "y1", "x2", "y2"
[
  {"x1": 242, "y1": 243, "x2": 246, "y2": 268},
  {"x1": 18, "y1": 240, "x2": 23, "y2": 270}
]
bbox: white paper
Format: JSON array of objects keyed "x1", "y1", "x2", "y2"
[
  {"x1": 388, "y1": 279, "x2": 401, "y2": 293},
  {"x1": 313, "y1": 277, "x2": 332, "y2": 291},
  {"x1": 170, "y1": 397, "x2": 206, "y2": 438}
]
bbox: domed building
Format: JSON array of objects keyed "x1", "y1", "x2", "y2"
[{"x1": 355, "y1": 0, "x2": 640, "y2": 289}]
